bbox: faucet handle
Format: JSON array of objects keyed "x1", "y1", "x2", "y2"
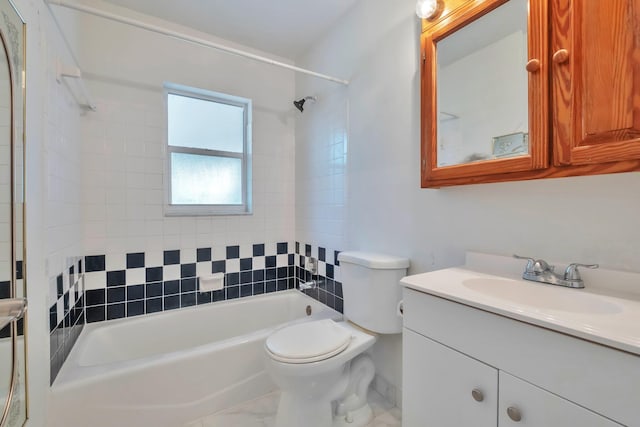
[
  {"x1": 533, "y1": 259, "x2": 553, "y2": 273},
  {"x1": 564, "y1": 263, "x2": 599, "y2": 281},
  {"x1": 513, "y1": 255, "x2": 535, "y2": 273},
  {"x1": 514, "y1": 255, "x2": 554, "y2": 274}
]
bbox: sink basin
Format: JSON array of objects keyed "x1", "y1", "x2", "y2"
[{"x1": 462, "y1": 278, "x2": 623, "y2": 315}]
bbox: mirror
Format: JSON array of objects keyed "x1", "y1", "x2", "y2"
[
  {"x1": 0, "y1": 0, "x2": 26, "y2": 425},
  {"x1": 435, "y1": 0, "x2": 528, "y2": 167}
]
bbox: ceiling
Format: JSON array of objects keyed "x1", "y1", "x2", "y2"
[{"x1": 101, "y1": 0, "x2": 360, "y2": 59}]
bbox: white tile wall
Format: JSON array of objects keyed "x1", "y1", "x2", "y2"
[
  {"x1": 73, "y1": 4, "x2": 296, "y2": 263},
  {"x1": 294, "y1": 85, "x2": 348, "y2": 252},
  {"x1": 42, "y1": 20, "x2": 84, "y2": 308}
]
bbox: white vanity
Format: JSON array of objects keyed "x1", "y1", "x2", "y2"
[{"x1": 401, "y1": 253, "x2": 640, "y2": 427}]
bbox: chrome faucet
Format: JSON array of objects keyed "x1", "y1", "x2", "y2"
[
  {"x1": 299, "y1": 257, "x2": 318, "y2": 291},
  {"x1": 513, "y1": 255, "x2": 598, "y2": 289}
]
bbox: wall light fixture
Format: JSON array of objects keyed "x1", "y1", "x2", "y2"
[{"x1": 416, "y1": 0, "x2": 443, "y2": 20}]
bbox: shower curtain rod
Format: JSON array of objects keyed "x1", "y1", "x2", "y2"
[{"x1": 45, "y1": 0, "x2": 350, "y2": 86}]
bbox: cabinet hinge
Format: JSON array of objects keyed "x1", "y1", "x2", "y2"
[{"x1": 422, "y1": 52, "x2": 426, "y2": 64}]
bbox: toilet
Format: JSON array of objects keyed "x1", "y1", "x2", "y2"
[{"x1": 264, "y1": 251, "x2": 410, "y2": 427}]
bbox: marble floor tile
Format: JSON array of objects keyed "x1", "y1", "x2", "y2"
[{"x1": 183, "y1": 389, "x2": 401, "y2": 427}]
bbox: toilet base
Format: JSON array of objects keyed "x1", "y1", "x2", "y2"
[
  {"x1": 274, "y1": 387, "x2": 374, "y2": 427},
  {"x1": 272, "y1": 354, "x2": 376, "y2": 427},
  {"x1": 275, "y1": 392, "x2": 335, "y2": 427},
  {"x1": 333, "y1": 402, "x2": 374, "y2": 427},
  {"x1": 333, "y1": 354, "x2": 375, "y2": 427}
]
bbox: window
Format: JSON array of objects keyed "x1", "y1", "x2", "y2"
[{"x1": 165, "y1": 83, "x2": 252, "y2": 215}]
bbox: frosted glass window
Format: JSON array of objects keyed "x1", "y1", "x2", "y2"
[
  {"x1": 171, "y1": 153, "x2": 242, "y2": 205},
  {"x1": 168, "y1": 94, "x2": 244, "y2": 153},
  {"x1": 165, "y1": 83, "x2": 252, "y2": 215}
]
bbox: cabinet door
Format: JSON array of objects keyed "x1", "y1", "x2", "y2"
[
  {"x1": 403, "y1": 328, "x2": 498, "y2": 427},
  {"x1": 552, "y1": 0, "x2": 640, "y2": 166},
  {"x1": 499, "y1": 372, "x2": 623, "y2": 427},
  {"x1": 421, "y1": 0, "x2": 550, "y2": 186}
]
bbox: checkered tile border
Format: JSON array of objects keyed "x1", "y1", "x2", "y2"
[
  {"x1": 295, "y1": 242, "x2": 343, "y2": 313},
  {"x1": 80, "y1": 242, "x2": 297, "y2": 324},
  {"x1": 49, "y1": 256, "x2": 85, "y2": 384}
]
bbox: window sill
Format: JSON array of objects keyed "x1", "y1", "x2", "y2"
[{"x1": 164, "y1": 205, "x2": 253, "y2": 217}]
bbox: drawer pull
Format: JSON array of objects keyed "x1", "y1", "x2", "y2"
[
  {"x1": 507, "y1": 406, "x2": 522, "y2": 422},
  {"x1": 471, "y1": 388, "x2": 484, "y2": 402}
]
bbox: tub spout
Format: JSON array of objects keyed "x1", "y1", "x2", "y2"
[{"x1": 299, "y1": 280, "x2": 317, "y2": 291}]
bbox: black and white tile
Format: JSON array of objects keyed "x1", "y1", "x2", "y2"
[
  {"x1": 82, "y1": 242, "x2": 297, "y2": 324},
  {"x1": 49, "y1": 256, "x2": 85, "y2": 384},
  {"x1": 295, "y1": 242, "x2": 343, "y2": 313}
]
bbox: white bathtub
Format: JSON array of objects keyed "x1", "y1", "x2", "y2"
[{"x1": 49, "y1": 290, "x2": 340, "y2": 427}]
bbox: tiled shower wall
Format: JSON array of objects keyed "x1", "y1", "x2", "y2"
[
  {"x1": 78, "y1": 10, "x2": 296, "y2": 259},
  {"x1": 77, "y1": 241, "x2": 346, "y2": 321},
  {"x1": 81, "y1": 243, "x2": 299, "y2": 322},
  {"x1": 48, "y1": 257, "x2": 84, "y2": 383},
  {"x1": 43, "y1": 6, "x2": 86, "y2": 385},
  {"x1": 295, "y1": 241, "x2": 343, "y2": 313}
]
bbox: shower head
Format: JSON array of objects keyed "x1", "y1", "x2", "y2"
[{"x1": 293, "y1": 96, "x2": 317, "y2": 113}]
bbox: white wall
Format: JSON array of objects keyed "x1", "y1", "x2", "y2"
[
  {"x1": 65, "y1": 0, "x2": 296, "y2": 264},
  {"x1": 296, "y1": 0, "x2": 640, "y2": 404}
]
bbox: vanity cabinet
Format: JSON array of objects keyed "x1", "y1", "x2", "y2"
[
  {"x1": 404, "y1": 329, "x2": 622, "y2": 426},
  {"x1": 498, "y1": 372, "x2": 622, "y2": 426},
  {"x1": 402, "y1": 288, "x2": 638, "y2": 426},
  {"x1": 420, "y1": 0, "x2": 640, "y2": 187},
  {"x1": 404, "y1": 329, "x2": 498, "y2": 426}
]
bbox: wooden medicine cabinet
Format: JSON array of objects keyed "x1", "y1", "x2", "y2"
[{"x1": 420, "y1": 0, "x2": 640, "y2": 187}]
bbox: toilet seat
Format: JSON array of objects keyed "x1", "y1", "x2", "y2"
[{"x1": 266, "y1": 319, "x2": 352, "y2": 364}]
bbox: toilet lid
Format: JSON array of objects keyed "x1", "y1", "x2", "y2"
[{"x1": 266, "y1": 319, "x2": 352, "y2": 364}]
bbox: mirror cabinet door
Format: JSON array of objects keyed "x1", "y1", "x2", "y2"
[
  {"x1": 421, "y1": 0, "x2": 549, "y2": 186},
  {"x1": 0, "y1": 0, "x2": 25, "y2": 425}
]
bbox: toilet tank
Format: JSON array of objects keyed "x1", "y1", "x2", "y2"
[{"x1": 337, "y1": 252, "x2": 410, "y2": 334}]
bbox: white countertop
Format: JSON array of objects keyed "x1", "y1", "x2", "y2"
[{"x1": 400, "y1": 253, "x2": 640, "y2": 356}]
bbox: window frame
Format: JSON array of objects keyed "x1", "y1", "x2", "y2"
[{"x1": 164, "y1": 83, "x2": 252, "y2": 216}]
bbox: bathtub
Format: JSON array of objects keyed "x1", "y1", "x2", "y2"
[{"x1": 49, "y1": 290, "x2": 340, "y2": 427}]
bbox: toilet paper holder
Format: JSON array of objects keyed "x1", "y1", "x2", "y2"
[{"x1": 396, "y1": 300, "x2": 404, "y2": 317}]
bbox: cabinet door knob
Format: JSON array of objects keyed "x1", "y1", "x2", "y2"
[
  {"x1": 525, "y1": 59, "x2": 540, "y2": 72},
  {"x1": 507, "y1": 406, "x2": 522, "y2": 422},
  {"x1": 552, "y1": 49, "x2": 570, "y2": 64},
  {"x1": 471, "y1": 388, "x2": 484, "y2": 402}
]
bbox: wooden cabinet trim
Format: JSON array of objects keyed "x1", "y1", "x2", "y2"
[
  {"x1": 421, "y1": 0, "x2": 549, "y2": 185},
  {"x1": 420, "y1": 0, "x2": 640, "y2": 188},
  {"x1": 422, "y1": 160, "x2": 640, "y2": 188}
]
